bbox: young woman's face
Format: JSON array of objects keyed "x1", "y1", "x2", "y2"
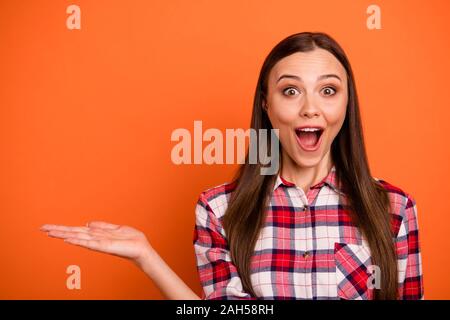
[{"x1": 265, "y1": 48, "x2": 348, "y2": 168}]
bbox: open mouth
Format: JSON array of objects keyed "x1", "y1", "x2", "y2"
[{"x1": 294, "y1": 127, "x2": 324, "y2": 151}]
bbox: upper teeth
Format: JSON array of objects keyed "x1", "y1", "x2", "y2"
[{"x1": 299, "y1": 128, "x2": 320, "y2": 132}]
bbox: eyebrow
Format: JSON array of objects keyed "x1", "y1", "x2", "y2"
[{"x1": 276, "y1": 73, "x2": 342, "y2": 83}]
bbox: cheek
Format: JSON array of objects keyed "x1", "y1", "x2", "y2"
[
  {"x1": 324, "y1": 101, "x2": 347, "y2": 138},
  {"x1": 267, "y1": 103, "x2": 297, "y2": 129},
  {"x1": 266, "y1": 107, "x2": 296, "y2": 144},
  {"x1": 267, "y1": 93, "x2": 302, "y2": 125}
]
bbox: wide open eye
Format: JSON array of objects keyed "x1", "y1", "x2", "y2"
[
  {"x1": 283, "y1": 87, "x2": 300, "y2": 96},
  {"x1": 321, "y1": 86, "x2": 337, "y2": 96}
]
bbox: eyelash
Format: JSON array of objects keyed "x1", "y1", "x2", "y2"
[{"x1": 282, "y1": 86, "x2": 337, "y2": 97}]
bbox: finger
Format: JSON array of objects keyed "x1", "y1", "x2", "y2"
[
  {"x1": 40, "y1": 224, "x2": 90, "y2": 233},
  {"x1": 86, "y1": 221, "x2": 121, "y2": 230},
  {"x1": 64, "y1": 238, "x2": 104, "y2": 252},
  {"x1": 87, "y1": 227, "x2": 120, "y2": 238},
  {"x1": 47, "y1": 230, "x2": 96, "y2": 240}
]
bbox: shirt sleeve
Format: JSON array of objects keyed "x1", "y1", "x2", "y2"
[
  {"x1": 193, "y1": 192, "x2": 257, "y2": 300},
  {"x1": 396, "y1": 195, "x2": 424, "y2": 300}
]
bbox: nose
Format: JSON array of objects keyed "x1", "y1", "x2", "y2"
[{"x1": 299, "y1": 94, "x2": 320, "y2": 118}]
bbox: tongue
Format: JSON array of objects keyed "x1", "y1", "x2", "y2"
[{"x1": 298, "y1": 132, "x2": 318, "y2": 147}]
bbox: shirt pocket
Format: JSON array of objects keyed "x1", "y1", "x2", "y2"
[{"x1": 334, "y1": 242, "x2": 374, "y2": 300}]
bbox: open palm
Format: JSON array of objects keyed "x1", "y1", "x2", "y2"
[{"x1": 40, "y1": 221, "x2": 152, "y2": 264}]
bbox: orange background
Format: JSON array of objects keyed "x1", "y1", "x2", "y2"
[{"x1": 0, "y1": 0, "x2": 449, "y2": 299}]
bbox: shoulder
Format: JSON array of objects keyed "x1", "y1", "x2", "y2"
[
  {"x1": 375, "y1": 178, "x2": 419, "y2": 236},
  {"x1": 195, "y1": 180, "x2": 237, "y2": 221},
  {"x1": 375, "y1": 178, "x2": 416, "y2": 210}
]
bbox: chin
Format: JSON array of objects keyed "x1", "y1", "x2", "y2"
[{"x1": 292, "y1": 156, "x2": 323, "y2": 168}]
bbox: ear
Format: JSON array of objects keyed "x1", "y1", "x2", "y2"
[{"x1": 262, "y1": 99, "x2": 268, "y2": 112}]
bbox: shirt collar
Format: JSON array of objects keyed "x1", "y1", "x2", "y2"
[{"x1": 273, "y1": 165, "x2": 345, "y2": 195}]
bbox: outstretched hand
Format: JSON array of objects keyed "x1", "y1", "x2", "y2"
[{"x1": 40, "y1": 221, "x2": 153, "y2": 266}]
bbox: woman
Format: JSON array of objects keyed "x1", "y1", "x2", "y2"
[{"x1": 40, "y1": 32, "x2": 423, "y2": 300}]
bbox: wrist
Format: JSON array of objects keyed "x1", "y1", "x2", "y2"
[{"x1": 134, "y1": 243, "x2": 156, "y2": 269}]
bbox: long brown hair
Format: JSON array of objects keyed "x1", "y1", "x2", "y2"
[{"x1": 222, "y1": 32, "x2": 398, "y2": 300}]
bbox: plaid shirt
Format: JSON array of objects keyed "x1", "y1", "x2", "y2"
[{"x1": 193, "y1": 166, "x2": 424, "y2": 300}]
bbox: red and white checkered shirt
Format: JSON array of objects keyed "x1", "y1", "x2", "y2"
[{"x1": 193, "y1": 166, "x2": 424, "y2": 300}]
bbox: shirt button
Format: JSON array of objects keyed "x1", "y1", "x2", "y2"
[
  {"x1": 303, "y1": 251, "x2": 310, "y2": 258},
  {"x1": 302, "y1": 205, "x2": 309, "y2": 211}
]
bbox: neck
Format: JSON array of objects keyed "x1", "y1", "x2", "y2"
[{"x1": 280, "y1": 149, "x2": 333, "y2": 194}]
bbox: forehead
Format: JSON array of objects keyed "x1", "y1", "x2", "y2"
[{"x1": 269, "y1": 48, "x2": 347, "y2": 82}]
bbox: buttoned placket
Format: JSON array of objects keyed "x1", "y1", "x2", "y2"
[{"x1": 287, "y1": 184, "x2": 313, "y2": 299}]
